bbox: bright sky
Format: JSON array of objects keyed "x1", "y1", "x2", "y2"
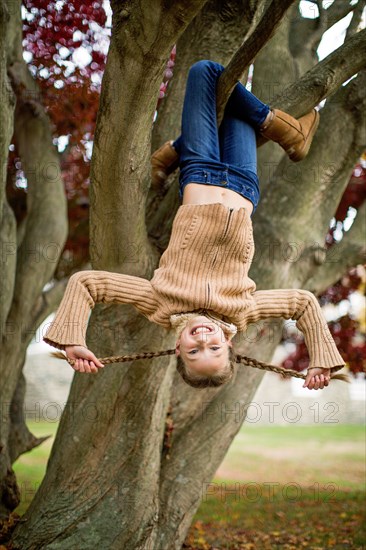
[{"x1": 299, "y1": 0, "x2": 365, "y2": 59}]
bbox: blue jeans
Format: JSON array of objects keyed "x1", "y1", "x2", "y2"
[{"x1": 173, "y1": 60, "x2": 270, "y2": 212}]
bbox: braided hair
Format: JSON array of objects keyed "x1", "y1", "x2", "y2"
[{"x1": 52, "y1": 348, "x2": 349, "y2": 387}]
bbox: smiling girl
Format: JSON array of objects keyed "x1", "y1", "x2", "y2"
[{"x1": 44, "y1": 60, "x2": 344, "y2": 390}]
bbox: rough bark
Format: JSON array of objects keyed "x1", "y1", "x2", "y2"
[
  {"x1": 252, "y1": 4, "x2": 299, "y2": 173},
  {"x1": 0, "y1": 0, "x2": 18, "y2": 520},
  {"x1": 253, "y1": 70, "x2": 366, "y2": 292},
  {"x1": 11, "y1": 2, "x2": 273, "y2": 548},
  {"x1": 8, "y1": 372, "x2": 49, "y2": 464},
  {"x1": 325, "y1": 0, "x2": 357, "y2": 30},
  {"x1": 253, "y1": 1, "x2": 366, "y2": 182},
  {"x1": 289, "y1": 0, "x2": 357, "y2": 76},
  {"x1": 216, "y1": 0, "x2": 297, "y2": 123},
  {"x1": 345, "y1": 0, "x2": 366, "y2": 40},
  {"x1": 0, "y1": 1, "x2": 17, "y2": 335},
  {"x1": 270, "y1": 28, "x2": 366, "y2": 116},
  {"x1": 0, "y1": 0, "x2": 68, "y2": 518}
]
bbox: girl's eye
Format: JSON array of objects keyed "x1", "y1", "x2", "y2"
[{"x1": 188, "y1": 347, "x2": 220, "y2": 354}]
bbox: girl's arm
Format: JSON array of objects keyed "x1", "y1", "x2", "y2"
[
  {"x1": 239, "y1": 289, "x2": 345, "y2": 388},
  {"x1": 44, "y1": 270, "x2": 158, "y2": 351}
]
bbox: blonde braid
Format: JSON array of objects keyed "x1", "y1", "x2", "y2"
[
  {"x1": 52, "y1": 350, "x2": 349, "y2": 382},
  {"x1": 52, "y1": 349, "x2": 176, "y2": 366},
  {"x1": 234, "y1": 354, "x2": 349, "y2": 382}
]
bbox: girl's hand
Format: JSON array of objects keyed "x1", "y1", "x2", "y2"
[
  {"x1": 65, "y1": 345, "x2": 104, "y2": 374},
  {"x1": 303, "y1": 367, "x2": 331, "y2": 390}
]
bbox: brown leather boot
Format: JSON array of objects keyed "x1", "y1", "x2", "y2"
[
  {"x1": 151, "y1": 141, "x2": 180, "y2": 188},
  {"x1": 260, "y1": 108, "x2": 320, "y2": 162}
]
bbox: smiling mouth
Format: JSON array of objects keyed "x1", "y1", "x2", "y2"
[{"x1": 191, "y1": 325, "x2": 213, "y2": 335}]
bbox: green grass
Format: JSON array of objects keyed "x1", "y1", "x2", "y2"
[
  {"x1": 235, "y1": 424, "x2": 365, "y2": 444},
  {"x1": 185, "y1": 487, "x2": 366, "y2": 549},
  {"x1": 214, "y1": 424, "x2": 365, "y2": 490},
  {"x1": 185, "y1": 424, "x2": 366, "y2": 549},
  {"x1": 11, "y1": 422, "x2": 366, "y2": 548},
  {"x1": 12, "y1": 421, "x2": 58, "y2": 516}
]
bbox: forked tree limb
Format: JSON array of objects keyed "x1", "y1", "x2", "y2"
[
  {"x1": 268, "y1": 28, "x2": 366, "y2": 116},
  {"x1": 326, "y1": 0, "x2": 356, "y2": 32},
  {"x1": 345, "y1": 0, "x2": 366, "y2": 40},
  {"x1": 217, "y1": 24, "x2": 366, "y2": 136},
  {"x1": 288, "y1": 0, "x2": 356, "y2": 65},
  {"x1": 254, "y1": 27, "x2": 366, "y2": 148},
  {"x1": 6, "y1": 61, "x2": 68, "y2": 317},
  {"x1": 216, "y1": 6, "x2": 366, "y2": 127}
]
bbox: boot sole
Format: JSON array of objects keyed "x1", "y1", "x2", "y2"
[{"x1": 289, "y1": 110, "x2": 320, "y2": 162}]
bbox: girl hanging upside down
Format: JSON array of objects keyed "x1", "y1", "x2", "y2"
[{"x1": 44, "y1": 60, "x2": 345, "y2": 390}]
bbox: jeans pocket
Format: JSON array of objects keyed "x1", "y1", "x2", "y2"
[{"x1": 181, "y1": 215, "x2": 199, "y2": 249}]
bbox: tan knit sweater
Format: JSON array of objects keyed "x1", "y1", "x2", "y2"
[{"x1": 44, "y1": 203, "x2": 344, "y2": 373}]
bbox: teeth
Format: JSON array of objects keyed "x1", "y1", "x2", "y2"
[{"x1": 192, "y1": 326, "x2": 211, "y2": 335}]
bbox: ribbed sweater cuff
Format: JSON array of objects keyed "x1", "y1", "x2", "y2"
[
  {"x1": 44, "y1": 281, "x2": 92, "y2": 349},
  {"x1": 296, "y1": 314, "x2": 345, "y2": 373}
]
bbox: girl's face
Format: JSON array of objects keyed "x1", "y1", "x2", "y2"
[{"x1": 175, "y1": 315, "x2": 232, "y2": 376}]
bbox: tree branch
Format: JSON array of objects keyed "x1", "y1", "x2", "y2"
[
  {"x1": 326, "y1": 0, "x2": 355, "y2": 31},
  {"x1": 90, "y1": 0, "x2": 210, "y2": 275},
  {"x1": 256, "y1": 70, "x2": 366, "y2": 254},
  {"x1": 9, "y1": 371, "x2": 50, "y2": 463},
  {"x1": 306, "y1": 201, "x2": 366, "y2": 295},
  {"x1": 288, "y1": 0, "x2": 355, "y2": 71},
  {"x1": 159, "y1": 363, "x2": 266, "y2": 547},
  {"x1": 345, "y1": 0, "x2": 366, "y2": 40},
  {"x1": 0, "y1": 0, "x2": 16, "y2": 338},
  {"x1": 216, "y1": 0, "x2": 297, "y2": 124},
  {"x1": 6, "y1": 61, "x2": 68, "y2": 324},
  {"x1": 311, "y1": 1, "x2": 328, "y2": 47},
  {"x1": 0, "y1": 203, "x2": 17, "y2": 341},
  {"x1": 261, "y1": 28, "x2": 366, "y2": 120}
]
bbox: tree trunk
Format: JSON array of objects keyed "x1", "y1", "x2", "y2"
[
  {"x1": 0, "y1": 0, "x2": 19, "y2": 519},
  {"x1": 11, "y1": 2, "x2": 271, "y2": 548},
  {"x1": 0, "y1": 0, "x2": 68, "y2": 517}
]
